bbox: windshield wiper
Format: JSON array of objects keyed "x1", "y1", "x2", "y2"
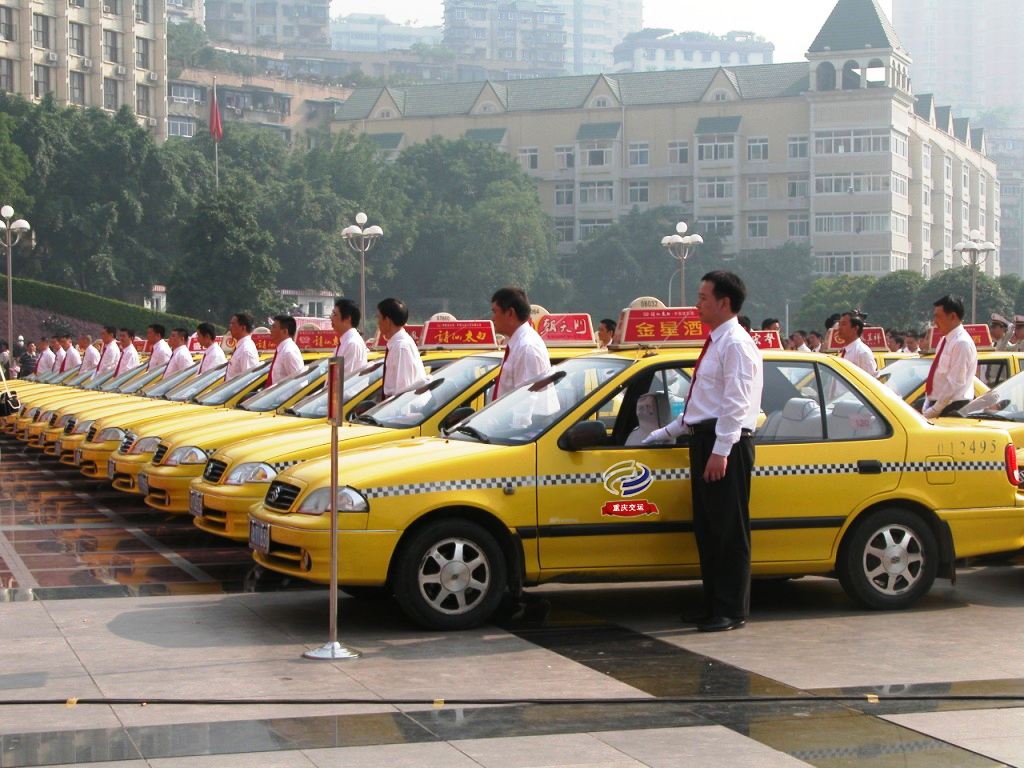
[
  {"x1": 455, "y1": 425, "x2": 490, "y2": 443},
  {"x1": 961, "y1": 411, "x2": 1016, "y2": 421},
  {"x1": 356, "y1": 413, "x2": 382, "y2": 426}
]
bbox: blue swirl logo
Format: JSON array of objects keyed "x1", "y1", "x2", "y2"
[{"x1": 602, "y1": 460, "x2": 654, "y2": 497}]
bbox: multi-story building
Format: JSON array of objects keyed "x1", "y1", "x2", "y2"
[
  {"x1": 0, "y1": 0, "x2": 168, "y2": 139},
  {"x1": 332, "y1": 0, "x2": 999, "y2": 278},
  {"x1": 551, "y1": 0, "x2": 641, "y2": 74},
  {"x1": 613, "y1": 29, "x2": 774, "y2": 74},
  {"x1": 330, "y1": 14, "x2": 442, "y2": 53},
  {"x1": 989, "y1": 130, "x2": 1024, "y2": 277},
  {"x1": 166, "y1": 0, "x2": 203, "y2": 26},
  {"x1": 443, "y1": 0, "x2": 567, "y2": 78},
  {"x1": 205, "y1": 0, "x2": 329, "y2": 48}
]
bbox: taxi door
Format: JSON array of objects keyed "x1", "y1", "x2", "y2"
[{"x1": 536, "y1": 362, "x2": 699, "y2": 570}]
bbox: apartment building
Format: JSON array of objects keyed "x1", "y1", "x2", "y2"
[
  {"x1": 0, "y1": 0, "x2": 168, "y2": 139},
  {"x1": 551, "y1": 0, "x2": 641, "y2": 74},
  {"x1": 205, "y1": 0, "x2": 329, "y2": 48},
  {"x1": 166, "y1": 0, "x2": 203, "y2": 26},
  {"x1": 332, "y1": 0, "x2": 999, "y2": 278},
  {"x1": 989, "y1": 130, "x2": 1024, "y2": 276},
  {"x1": 613, "y1": 29, "x2": 774, "y2": 74},
  {"x1": 330, "y1": 14, "x2": 442, "y2": 53}
]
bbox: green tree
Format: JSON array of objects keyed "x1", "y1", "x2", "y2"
[
  {"x1": 167, "y1": 20, "x2": 209, "y2": 72},
  {"x1": 730, "y1": 242, "x2": 815, "y2": 331},
  {"x1": 917, "y1": 266, "x2": 1009, "y2": 324},
  {"x1": 863, "y1": 270, "x2": 927, "y2": 329},
  {"x1": 795, "y1": 275, "x2": 877, "y2": 333},
  {"x1": 0, "y1": 112, "x2": 31, "y2": 212}
]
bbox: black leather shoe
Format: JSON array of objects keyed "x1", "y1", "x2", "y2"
[
  {"x1": 681, "y1": 610, "x2": 711, "y2": 624},
  {"x1": 697, "y1": 616, "x2": 746, "y2": 632}
]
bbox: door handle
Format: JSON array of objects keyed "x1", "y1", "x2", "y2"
[{"x1": 857, "y1": 460, "x2": 883, "y2": 475}]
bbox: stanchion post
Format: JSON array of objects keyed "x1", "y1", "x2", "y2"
[{"x1": 303, "y1": 356, "x2": 360, "y2": 661}]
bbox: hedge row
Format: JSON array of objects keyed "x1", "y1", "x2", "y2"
[{"x1": 0, "y1": 276, "x2": 209, "y2": 333}]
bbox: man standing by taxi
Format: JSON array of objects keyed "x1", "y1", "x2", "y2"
[
  {"x1": 923, "y1": 295, "x2": 977, "y2": 419},
  {"x1": 164, "y1": 328, "x2": 193, "y2": 376},
  {"x1": 838, "y1": 313, "x2": 877, "y2": 377},
  {"x1": 145, "y1": 324, "x2": 171, "y2": 372},
  {"x1": 644, "y1": 271, "x2": 763, "y2": 632},
  {"x1": 490, "y1": 287, "x2": 550, "y2": 398},
  {"x1": 266, "y1": 315, "x2": 304, "y2": 386},
  {"x1": 991, "y1": 314, "x2": 1012, "y2": 351},
  {"x1": 78, "y1": 334, "x2": 100, "y2": 375},
  {"x1": 225, "y1": 313, "x2": 260, "y2": 381},
  {"x1": 331, "y1": 298, "x2": 368, "y2": 375},
  {"x1": 196, "y1": 323, "x2": 226, "y2": 374},
  {"x1": 377, "y1": 298, "x2": 426, "y2": 398},
  {"x1": 113, "y1": 328, "x2": 140, "y2": 376},
  {"x1": 57, "y1": 334, "x2": 81, "y2": 374},
  {"x1": 94, "y1": 327, "x2": 120, "y2": 379},
  {"x1": 35, "y1": 335, "x2": 56, "y2": 376},
  {"x1": 52, "y1": 336, "x2": 66, "y2": 373}
]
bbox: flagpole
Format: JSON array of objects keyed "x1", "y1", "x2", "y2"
[{"x1": 213, "y1": 77, "x2": 219, "y2": 190}]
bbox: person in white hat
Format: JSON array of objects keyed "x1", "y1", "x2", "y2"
[
  {"x1": 991, "y1": 314, "x2": 1012, "y2": 351},
  {"x1": 1007, "y1": 315, "x2": 1024, "y2": 351}
]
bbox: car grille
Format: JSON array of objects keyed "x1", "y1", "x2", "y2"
[
  {"x1": 63, "y1": 419, "x2": 76, "y2": 435},
  {"x1": 153, "y1": 444, "x2": 169, "y2": 465},
  {"x1": 119, "y1": 433, "x2": 136, "y2": 453},
  {"x1": 86, "y1": 426, "x2": 98, "y2": 443},
  {"x1": 265, "y1": 481, "x2": 300, "y2": 511},
  {"x1": 204, "y1": 459, "x2": 228, "y2": 483},
  {"x1": 48, "y1": 412, "x2": 58, "y2": 426}
]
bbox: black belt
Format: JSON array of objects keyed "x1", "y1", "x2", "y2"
[{"x1": 685, "y1": 418, "x2": 752, "y2": 437}]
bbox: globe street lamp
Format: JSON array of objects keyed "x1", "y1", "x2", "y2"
[
  {"x1": 953, "y1": 229, "x2": 997, "y2": 323},
  {"x1": 1, "y1": 205, "x2": 30, "y2": 355},
  {"x1": 341, "y1": 212, "x2": 383, "y2": 318},
  {"x1": 661, "y1": 221, "x2": 702, "y2": 306}
]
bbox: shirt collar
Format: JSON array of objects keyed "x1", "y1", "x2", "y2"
[
  {"x1": 946, "y1": 324, "x2": 970, "y2": 341},
  {"x1": 709, "y1": 316, "x2": 739, "y2": 342},
  {"x1": 508, "y1": 322, "x2": 532, "y2": 347},
  {"x1": 387, "y1": 328, "x2": 409, "y2": 349}
]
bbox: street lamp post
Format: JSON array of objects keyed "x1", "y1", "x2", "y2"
[
  {"x1": 341, "y1": 212, "x2": 383, "y2": 317},
  {"x1": 661, "y1": 221, "x2": 703, "y2": 306},
  {"x1": 953, "y1": 229, "x2": 997, "y2": 323},
  {"x1": 1, "y1": 205, "x2": 30, "y2": 355}
]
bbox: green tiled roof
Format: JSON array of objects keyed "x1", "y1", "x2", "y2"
[
  {"x1": 696, "y1": 116, "x2": 742, "y2": 134},
  {"x1": 808, "y1": 0, "x2": 902, "y2": 53},
  {"x1": 576, "y1": 122, "x2": 621, "y2": 140},
  {"x1": 335, "y1": 88, "x2": 384, "y2": 121},
  {"x1": 465, "y1": 127, "x2": 507, "y2": 143},
  {"x1": 367, "y1": 133, "x2": 403, "y2": 150},
  {"x1": 970, "y1": 127, "x2": 985, "y2": 152}
]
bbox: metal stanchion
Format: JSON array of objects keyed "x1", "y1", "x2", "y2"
[{"x1": 303, "y1": 356, "x2": 360, "y2": 661}]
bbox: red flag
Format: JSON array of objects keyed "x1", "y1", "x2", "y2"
[{"x1": 209, "y1": 86, "x2": 223, "y2": 143}]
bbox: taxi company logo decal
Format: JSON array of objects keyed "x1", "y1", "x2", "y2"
[{"x1": 601, "y1": 460, "x2": 658, "y2": 517}]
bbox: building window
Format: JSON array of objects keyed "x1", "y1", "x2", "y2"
[
  {"x1": 668, "y1": 140, "x2": 688, "y2": 164},
  {"x1": 555, "y1": 145, "x2": 574, "y2": 170},
  {"x1": 591, "y1": 96, "x2": 609, "y2": 108},
  {"x1": 103, "y1": 30, "x2": 120, "y2": 63},
  {"x1": 0, "y1": 58, "x2": 12, "y2": 92},
  {"x1": 944, "y1": 228, "x2": 953, "y2": 250},
  {"x1": 814, "y1": 172, "x2": 891, "y2": 194},
  {"x1": 698, "y1": 176, "x2": 733, "y2": 200},
  {"x1": 375, "y1": 109, "x2": 392, "y2": 119},
  {"x1": 788, "y1": 214, "x2": 809, "y2": 238},
  {"x1": 69, "y1": 71, "x2": 85, "y2": 105},
  {"x1": 168, "y1": 117, "x2": 196, "y2": 138},
  {"x1": 579, "y1": 180, "x2": 614, "y2": 204},
  {"x1": 579, "y1": 218, "x2": 612, "y2": 239},
  {"x1": 922, "y1": 222, "x2": 931, "y2": 248},
  {"x1": 892, "y1": 213, "x2": 908, "y2": 236},
  {"x1": 814, "y1": 128, "x2": 891, "y2": 155},
  {"x1": 814, "y1": 212, "x2": 892, "y2": 234},
  {"x1": 697, "y1": 134, "x2": 734, "y2": 161},
  {"x1": 892, "y1": 172, "x2": 909, "y2": 197},
  {"x1": 712, "y1": 90, "x2": 727, "y2": 101},
  {"x1": 104, "y1": 0, "x2": 122, "y2": 13},
  {"x1": 816, "y1": 252, "x2": 899, "y2": 275},
  {"x1": 628, "y1": 142, "x2": 649, "y2": 166},
  {"x1": 696, "y1": 216, "x2": 734, "y2": 237},
  {"x1": 103, "y1": 76, "x2": 119, "y2": 110},
  {"x1": 747, "y1": 137, "x2": 768, "y2": 161},
  {"x1": 788, "y1": 135, "x2": 808, "y2": 159},
  {"x1": 554, "y1": 182, "x2": 574, "y2": 206},
  {"x1": 944, "y1": 156, "x2": 953, "y2": 185},
  {"x1": 32, "y1": 64, "x2": 50, "y2": 97},
  {"x1": 962, "y1": 165, "x2": 970, "y2": 192},
  {"x1": 32, "y1": 14, "x2": 50, "y2": 48},
  {"x1": 921, "y1": 143, "x2": 932, "y2": 178},
  {"x1": 69, "y1": 22, "x2": 86, "y2": 55},
  {"x1": 747, "y1": 215, "x2": 768, "y2": 239},
  {"x1": 135, "y1": 0, "x2": 150, "y2": 22},
  {"x1": 580, "y1": 141, "x2": 611, "y2": 167},
  {"x1": 787, "y1": 175, "x2": 808, "y2": 198},
  {"x1": 518, "y1": 147, "x2": 538, "y2": 170},
  {"x1": 135, "y1": 84, "x2": 150, "y2": 115},
  {"x1": 627, "y1": 181, "x2": 649, "y2": 203},
  {"x1": 136, "y1": 37, "x2": 151, "y2": 69},
  {"x1": 0, "y1": 7, "x2": 15, "y2": 42},
  {"x1": 747, "y1": 177, "x2": 768, "y2": 199},
  {"x1": 667, "y1": 182, "x2": 689, "y2": 204},
  {"x1": 170, "y1": 83, "x2": 203, "y2": 103},
  {"x1": 923, "y1": 186, "x2": 931, "y2": 207},
  {"x1": 554, "y1": 217, "x2": 574, "y2": 242},
  {"x1": 945, "y1": 196, "x2": 953, "y2": 217}
]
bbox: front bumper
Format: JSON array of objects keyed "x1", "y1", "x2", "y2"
[
  {"x1": 111, "y1": 452, "x2": 156, "y2": 494},
  {"x1": 190, "y1": 480, "x2": 268, "y2": 541},
  {"x1": 142, "y1": 464, "x2": 205, "y2": 514}
]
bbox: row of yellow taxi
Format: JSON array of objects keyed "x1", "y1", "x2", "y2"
[{"x1": 6, "y1": 306, "x2": 1024, "y2": 630}]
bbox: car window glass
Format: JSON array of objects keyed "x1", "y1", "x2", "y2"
[
  {"x1": 240, "y1": 358, "x2": 328, "y2": 412},
  {"x1": 979, "y1": 360, "x2": 1008, "y2": 388},
  {"x1": 756, "y1": 361, "x2": 824, "y2": 443},
  {"x1": 877, "y1": 358, "x2": 931, "y2": 399},
  {"x1": 819, "y1": 366, "x2": 888, "y2": 440}
]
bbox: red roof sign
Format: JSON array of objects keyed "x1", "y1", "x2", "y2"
[
  {"x1": 927, "y1": 323, "x2": 993, "y2": 351},
  {"x1": 296, "y1": 329, "x2": 341, "y2": 352},
  {"x1": 825, "y1": 326, "x2": 888, "y2": 352},
  {"x1": 613, "y1": 307, "x2": 707, "y2": 347},
  {"x1": 536, "y1": 313, "x2": 597, "y2": 347},
  {"x1": 419, "y1": 320, "x2": 497, "y2": 349},
  {"x1": 750, "y1": 330, "x2": 783, "y2": 350}
]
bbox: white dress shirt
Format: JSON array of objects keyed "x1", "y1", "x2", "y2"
[
  {"x1": 382, "y1": 327, "x2": 427, "y2": 397},
  {"x1": 199, "y1": 342, "x2": 227, "y2": 374},
  {"x1": 335, "y1": 327, "x2": 368, "y2": 376},
  {"x1": 147, "y1": 338, "x2": 171, "y2": 372},
  {"x1": 651, "y1": 317, "x2": 763, "y2": 457},
  {"x1": 80, "y1": 344, "x2": 101, "y2": 374},
  {"x1": 495, "y1": 322, "x2": 551, "y2": 398},
  {"x1": 923, "y1": 323, "x2": 977, "y2": 418},
  {"x1": 35, "y1": 347, "x2": 56, "y2": 375},
  {"x1": 840, "y1": 337, "x2": 877, "y2": 377},
  {"x1": 164, "y1": 345, "x2": 193, "y2": 377},
  {"x1": 59, "y1": 345, "x2": 81, "y2": 373},
  {"x1": 114, "y1": 344, "x2": 140, "y2": 376},
  {"x1": 796, "y1": 343, "x2": 811, "y2": 353},
  {"x1": 268, "y1": 336, "x2": 304, "y2": 385},
  {"x1": 225, "y1": 335, "x2": 260, "y2": 380},
  {"x1": 53, "y1": 347, "x2": 66, "y2": 372},
  {"x1": 94, "y1": 340, "x2": 120, "y2": 378}
]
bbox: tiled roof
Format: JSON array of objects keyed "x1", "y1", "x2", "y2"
[
  {"x1": 464, "y1": 127, "x2": 507, "y2": 143},
  {"x1": 953, "y1": 117, "x2": 971, "y2": 143},
  {"x1": 808, "y1": 0, "x2": 903, "y2": 53},
  {"x1": 935, "y1": 106, "x2": 952, "y2": 132},
  {"x1": 913, "y1": 93, "x2": 934, "y2": 121},
  {"x1": 696, "y1": 116, "x2": 742, "y2": 134},
  {"x1": 970, "y1": 127, "x2": 986, "y2": 152},
  {"x1": 576, "y1": 122, "x2": 621, "y2": 140}
]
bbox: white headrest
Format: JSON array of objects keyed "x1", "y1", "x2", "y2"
[{"x1": 782, "y1": 397, "x2": 819, "y2": 420}]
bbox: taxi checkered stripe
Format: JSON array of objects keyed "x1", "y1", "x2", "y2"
[
  {"x1": 365, "y1": 476, "x2": 535, "y2": 499},
  {"x1": 269, "y1": 460, "x2": 302, "y2": 472}
]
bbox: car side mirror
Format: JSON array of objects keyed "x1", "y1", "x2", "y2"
[
  {"x1": 558, "y1": 420, "x2": 608, "y2": 451},
  {"x1": 347, "y1": 399, "x2": 376, "y2": 422},
  {"x1": 441, "y1": 406, "x2": 475, "y2": 434}
]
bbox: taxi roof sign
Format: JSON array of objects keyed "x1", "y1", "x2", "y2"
[
  {"x1": 372, "y1": 324, "x2": 423, "y2": 350},
  {"x1": 536, "y1": 313, "x2": 598, "y2": 347},
  {"x1": 295, "y1": 329, "x2": 341, "y2": 352},
  {"x1": 188, "y1": 334, "x2": 224, "y2": 352},
  {"x1": 610, "y1": 307, "x2": 707, "y2": 349},
  {"x1": 419, "y1": 320, "x2": 498, "y2": 350},
  {"x1": 750, "y1": 330, "x2": 783, "y2": 350},
  {"x1": 926, "y1": 323, "x2": 994, "y2": 352},
  {"x1": 824, "y1": 326, "x2": 888, "y2": 353}
]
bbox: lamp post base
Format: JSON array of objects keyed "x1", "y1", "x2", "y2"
[{"x1": 303, "y1": 642, "x2": 361, "y2": 660}]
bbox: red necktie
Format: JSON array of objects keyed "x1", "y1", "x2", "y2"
[
  {"x1": 925, "y1": 337, "x2": 946, "y2": 397},
  {"x1": 59, "y1": 353, "x2": 67, "y2": 372},
  {"x1": 840, "y1": 347, "x2": 846, "y2": 358},
  {"x1": 114, "y1": 348, "x2": 126, "y2": 375},
  {"x1": 492, "y1": 345, "x2": 512, "y2": 398},
  {"x1": 266, "y1": 347, "x2": 280, "y2": 386},
  {"x1": 682, "y1": 336, "x2": 712, "y2": 421}
]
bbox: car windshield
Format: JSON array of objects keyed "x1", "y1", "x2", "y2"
[
  {"x1": 142, "y1": 362, "x2": 201, "y2": 397},
  {"x1": 164, "y1": 363, "x2": 231, "y2": 402},
  {"x1": 119, "y1": 366, "x2": 166, "y2": 394},
  {"x1": 877, "y1": 358, "x2": 931, "y2": 399},
  {"x1": 48, "y1": 369, "x2": 82, "y2": 386},
  {"x1": 95, "y1": 362, "x2": 149, "y2": 392},
  {"x1": 195, "y1": 361, "x2": 271, "y2": 406},
  {"x1": 239, "y1": 358, "x2": 328, "y2": 412},
  {"x1": 451, "y1": 356, "x2": 632, "y2": 445},
  {"x1": 286, "y1": 360, "x2": 385, "y2": 419},
  {"x1": 361, "y1": 355, "x2": 501, "y2": 428},
  {"x1": 65, "y1": 369, "x2": 96, "y2": 386},
  {"x1": 960, "y1": 370, "x2": 1024, "y2": 422}
]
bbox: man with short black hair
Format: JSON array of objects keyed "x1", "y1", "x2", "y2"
[
  {"x1": 164, "y1": 328, "x2": 193, "y2": 377},
  {"x1": 35, "y1": 335, "x2": 55, "y2": 376},
  {"x1": 806, "y1": 331, "x2": 823, "y2": 353},
  {"x1": 331, "y1": 298, "x2": 368, "y2": 375},
  {"x1": 597, "y1": 318, "x2": 616, "y2": 348},
  {"x1": 923, "y1": 295, "x2": 977, "y2": 418},
  {"x1": 267, "y1": 315, "x2": 304, "y2": 386},
  {"x1": 760, "y1": 318, "x2": 780, "y2": 332},
  {"x1": 196, "y1": 323, "x2": 227, "y2": 374},
  {"x1": 113, "y1": 328, "x2": 140, "y2": 376},
  {"x1": 225, "y1": 312, "x2": 259, "y2": 380},
  {"x1": 837, "y1": 313, "x2": 876, "y2": 377},
  {"x1": 57, "y1": 334, "x2": 81, "y2": 373},
  {"x1": 145, "y1": 324, "x2": 171, "y2": 372},
  {"x1": 791, "y1": 330, "x2": 810, "y2": 352},
  {"x1": 94, "y1": 326, "x2": 120, "y2": 379},
  {"x1": 490, "y1": 286, "x2": 550, "y2": 398},
  {"x1": 377, "y1": 298, "x2": 426, "y2": 397}
]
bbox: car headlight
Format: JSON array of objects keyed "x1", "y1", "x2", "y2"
[
  {"x1": 25, "y1": 407, "x2": 38, "y2": 420},
  {"x1": 127, "y1": 436, "x2": 161, "y2": 455},
  {"x1": 56, "y1": 414, "x2": 74, "y2": 427},
  {"x1": 295, "y1": 486, "x2": 369, "y2": 515},
  {"x1": 37, "y1": 410, "x2": 53, "y2": 423},
  {"x1": 165, "y1": 445, "x2": 208, "y2": 466},
  {"x1": 72, "y1": 419, "x2": 95, "y2": 435},
  {"x1": 97, "y1": 427, "x2": 126, "y2": 442},
  {"x1": 225, "y1": 462, "x2": 277, "y2": 485}
]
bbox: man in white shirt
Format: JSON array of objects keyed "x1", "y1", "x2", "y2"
[
  {"x1": 806, "y1": 331, "x2": 823, "y2": 354},
  {"x1": 35, "y1": 335, "x2": 56, "y2": 376},
  {"x1": 791, "y1": 330, "x2": 811, "y2": 353},
  {"x1": 923, "y1": 295, "x2": 978, "y2": 419},
  {"x1": 57, "y1": 334, "x2": 81, "y2": 374},
  {"x1": 112, "y1": 327, "x2": 141, "y2": 377},
  {"x1": 644, "y1": 271, "x2": 763, "y2": 632},
  {"x1": 94, "y1": 326, "x2": 120, "y2": 379},
  {"x1": 837, "y1": 313, "x2": 877, "y2": 377},
  {"x1": 164, "y1": 328, "x2": 193, "y2": 377},
  {"x1": 145, "y1": 324, "x2": 171, "y2": 372},
  {"x1": 331, "y1": 298, "x2": 368, "y2": 375},
  {"x1": 490, "y1": 286, "x2": 551, "y2": 398},
  {"x1": 596, "y1": 318, "x2": 616, "y2": 349},
  {"x1": 196, "y1": 322, "x2": 227, "y2": 374},
  {"x1": 377, "y1": 297, "x2": 426, "y2": 398},
  {"x1": 266, "y1": 315, "x2": 305, "y2": 386},
  {"x1": 225, "y1": 312, "x2": 260, "y2": 381},
  {"x1": 52, "y1": 337, "x2": 66, "y2": 373},
  {"x1": 78, "y1": 334, "x2": 100, "y2": 375}
]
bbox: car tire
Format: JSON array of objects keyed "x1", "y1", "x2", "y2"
[
  {"x1": 838, "y1": 507, "x2": 938, "y2": 610},
  {"x1": 392, "y1": 519, "x2": 507, "y2": 630}
]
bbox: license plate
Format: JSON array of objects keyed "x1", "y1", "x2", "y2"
[
  {"x1": 189, "y1": 489, "x2": 204, "y2": 517},
  {"x1": 56, "y1": 439, "x2": 63, "y2": 453},
  {"x1": 74, "y1": 448, "x2": 82, "y2": 466},
  {"x1": 138, "y1": 473, "x2": 149, "y2": 496},
  {"x1": 249, "y1": 519, "x2": 270, "y2": 554},
  {"x1": 107, "y1": 459, "x2": 116, "y2": 479}
]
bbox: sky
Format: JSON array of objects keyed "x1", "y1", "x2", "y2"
[{"x1": 330, "y1": 0, "x2": 897, "y2": 65}]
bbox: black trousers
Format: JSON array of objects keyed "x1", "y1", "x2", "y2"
[{"x1": 689, "y1": 430, "x2": 755, "y2": 619}]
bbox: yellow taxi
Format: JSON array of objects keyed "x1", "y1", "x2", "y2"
[{"x1": 249, "y1": 306, "x2": 1024, "y2": 630}]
